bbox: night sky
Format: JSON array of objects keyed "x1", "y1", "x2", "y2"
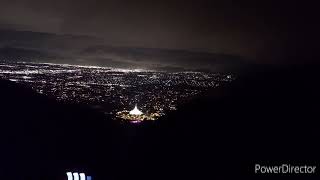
[{"x1": 0, "y1": 0, "x2": 317, "y2": 64}]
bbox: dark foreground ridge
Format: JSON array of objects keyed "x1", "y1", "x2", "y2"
[{"x1": 1, "y1": 66, "x2": 320, "y2": 179}]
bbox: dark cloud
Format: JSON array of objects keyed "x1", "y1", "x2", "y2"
[{"x1": 0, "y1": 0, "x2": 317, "y2": 64}]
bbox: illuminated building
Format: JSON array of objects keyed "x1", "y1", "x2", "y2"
[
  {"x1": 116, "y1": 105, "x2": 161, "y2": 123},
  {"x1": 129, "y1": 105, "x2": 143, "y2": 115}
]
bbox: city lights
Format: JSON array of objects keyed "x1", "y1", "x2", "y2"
[{"x1": 0, "y1": 61, "x2": 234, "y2": 122}]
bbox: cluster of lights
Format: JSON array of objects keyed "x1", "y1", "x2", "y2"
[
  {"x1": 66, "y1": 172, "x2": 91, "y2": 180},
  {"x1": 116, "y1": 105, "x2": 161, "y2": 123}
]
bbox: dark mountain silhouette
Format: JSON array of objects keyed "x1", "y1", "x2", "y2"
[
  {"x1": 0, "y1": 29, "x2": 102, "y2": 51},
  {"x1": 80, "y1": 45, "x2": 249, "y2": 72},
  {"x1": 0, "y1": 29, "x2": 249, "y2": 72},
  {"x1": 0, "y1": 80, "x2": 128, "y2": 180},
  {"x1": 0, "y1": 46, "x2": 58, "y2": 61},
  {"x1": 125, "y1": 66, "x2": 320, "y2": 179},
  {"x1": 1, "y1": 66, "x2": 319, "y2": 179}
]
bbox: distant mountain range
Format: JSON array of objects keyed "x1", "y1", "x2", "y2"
[
  {"x1": 0, "y1": 46, "x2": 59, "y2": 61},
  {"x1": 0, "y1": 29, "x2": 250, "y2": 72}
]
